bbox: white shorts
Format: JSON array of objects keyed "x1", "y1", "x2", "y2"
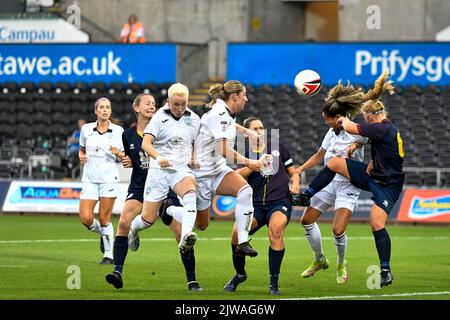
[
  {"x1": 310, "y1": 179, "x2": 361, "y2": 213},
  {"x1": 80, "y1": 182, "x2": 119, "y2": 200},
  {"x1": 196, "y1": 166, "x2": 233, "y2": 210},
  {"x1": 144, "y1": 167, "x2": 195, "y2": 202}
]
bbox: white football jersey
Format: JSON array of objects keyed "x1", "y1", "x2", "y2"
[
  {"x1": 79, "y1": 121, "x2": 124, "y2": 183},
  {"x1": 144, "y1": 104, "x2": 200, "y2": 170},
  {"x1": 194, "y1": 99, "x2": 236, "y2": 180},
  {"x1": 321, "y1": 128, "x2": 368, "y2": 181}
]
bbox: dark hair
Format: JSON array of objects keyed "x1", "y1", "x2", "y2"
[
  {"x1": 243, "y1": 117, "x2": 262, "y2": 129},
  {"x1": 322, "y1": 81, "x2": 365, "y2": 118}
]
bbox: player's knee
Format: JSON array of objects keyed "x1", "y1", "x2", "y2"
[
  {"x1": 237, "y1": 185, "x2": 252, "y2": 201},
  {"x1": 81, "y1": 219, "x2": 93, "y2": 229},
  {"x1": 332, "y1": 226, "x2": 346, "y2": 236},
  {"x1": 301, "y1": 214, "x2": 314, "y2": 226},
  {"x1": 98, "y1": 216, "x2": 110, "y2": 227},
  {"x1": 327, "y1": 158, "x2": 338, "y2": 170},
  {"x1": 269, "y1": 226, "x2": 283, "y2": 242},
  {"x1": 118, "y1": 218, "x2": 130, "y2": 233},
  {"x1": 370, "y1": 220, "x2": 385, "y2": 231}
]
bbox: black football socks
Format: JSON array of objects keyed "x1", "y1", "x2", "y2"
[
  {"x1": 181, "y1": 247, "x2": 197, "y2": 283},
  {"x1": 373, "y1": 228, "x2": 391, "y2": 270},
  {"x1": 305, "y1": 165, "x2": 336, "y2": 198},
  {"x1": 113, "y1": 236, "x2": 128, "y2": 274}
]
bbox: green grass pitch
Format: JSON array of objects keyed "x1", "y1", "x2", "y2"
[{"x1": 0, "y1": 214, "x2": 449, "y2": 300}]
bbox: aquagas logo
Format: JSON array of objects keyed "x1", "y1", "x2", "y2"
[
  {"x1": 409, "y1": 195, "x2": 450, "y2": 219},
  {"x1": 212, "y1": 195, "x2": 237, "y2": 217}
]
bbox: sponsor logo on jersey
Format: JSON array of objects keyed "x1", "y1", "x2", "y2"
[
  {"x1": 220, "y1": 120, "x2": 228, "y2": 131},
  {"x1": 162, "y1": 119, "x2": 169, "y2": 123},
  {"x1": 383, "y1": 200, "x2": 389, "y2": 207},
  {"x1": 130, "y1": 143, "x2": 135, "y2": 150},
  {"x1": 219, "y1": 112, "x2": 226, "y2": 116}
]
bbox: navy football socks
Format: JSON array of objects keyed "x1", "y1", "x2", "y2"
[
  {"x1": 181, "y1": 248, "x2": 197, "y2": 282},
  {"x1": 373, "y1": 228, "x2": 391, "y2": 270},
  {"x1": 306, "y1": 166, "x2": 336, "y2": 197},
  {"x1": 113, "y1": 236, "x2": 128, "y2": 274},
  {"x1": 269, "y1": 247, "x2": 285, "y2": 280},
  {"x1": 232, "y1": 244, "x2": 247, "y2": 276}
]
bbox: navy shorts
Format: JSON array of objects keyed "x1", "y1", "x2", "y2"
[
  {"x1": 346, "y1": 159, "x2": 403, "y2": 215},
  {"x1": 249, "y1": 199, "x2": 292, "y2": 236},
  {"x1": 126, "y1": 188, "x2": 144, "y2": 203},
  {"x1": 126, "y1": 188, "x2": 181, "y2": 206}
]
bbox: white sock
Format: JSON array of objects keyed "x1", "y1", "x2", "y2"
[
  {"x1": 181, "y1": 192, "x2": 197, "y2": 238},
  {"x1": 303, "y1": 222, "x2": 325, "y2": 262},
  {"x1": 130, "y1": 214, "x2": 153, "y2": 234},
  {"x1": 101, "y1": 223, "x2": 114, "y2": 259},
  {"x1": 167, "y1": 205, "x2": 184, "y2": 223},
  {"x1": 234, "y1": 185, "x2": 254, "y2": 245},
  {"x1": 89, "y1": 218, "x2": 102, "y2": 234},
  {"x1": 333, "y1": 232, "x2": 347, "y2": 265}
]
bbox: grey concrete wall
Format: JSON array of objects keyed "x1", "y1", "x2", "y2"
[
  {"x1": 247, "y1": 0, "x2": 305, "y2": 42},
  {"x1": 176, "y1": 44, "x2": 209, "y2": 88},
  {"x1": 66, "y1": 0, "x2": 308, "y2": 80},
  {"x1": 339, "y1": 0, "x2": 450, "y2": 41}
]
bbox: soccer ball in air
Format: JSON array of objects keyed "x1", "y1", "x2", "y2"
[{"x1": 294, "y1": 69, "x2": 321, "y2": 96}]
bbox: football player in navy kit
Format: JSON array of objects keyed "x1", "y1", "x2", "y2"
[
  {"x1": 297, "y1": 70, "x2": 405, "y2": 287},
  {"x1": 223, "y1": 117, "x2": 300, "y2": 295},
  {"x1": 105, "y1": 94, "x2": 202, "y2": 291}
]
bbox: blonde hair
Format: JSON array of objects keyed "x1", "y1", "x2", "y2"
[
  {"x1": 168, "y1": 83, "x2": 189, "y2": 100},
  {"x1": 207, "y1": 80, "x2": 245, "y2": 108},
  {"x1": 323, "y1": 81, "x2": 365, "y2": 118},
  {"x1": 362, "y1": 69, "x2": 395, "y2": 114}
]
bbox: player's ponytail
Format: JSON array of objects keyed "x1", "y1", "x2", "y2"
[
  {"x1": 362, "y1": 69, "x2": 395, "y2": 115},
  {"x1": 207, "y1": 80, "x2": 245, "y2": 108},
  {"x1": 322, "y1": 81, "x2": 365, "y2": 118},
  {"x1": 207, "y1": 83, "x2": 225, "y2": 108}
]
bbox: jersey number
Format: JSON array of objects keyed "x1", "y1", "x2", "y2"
[{"x1": 397, "y1": 132, "x2": 404, "y2": 158}]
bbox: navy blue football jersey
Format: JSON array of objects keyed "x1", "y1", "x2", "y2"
[
  {"x1": 357, "y1": 119, "x2": 404, "y2": 185},
  {"x1": 122, "y1": 127, "x2": 149, "y2": 192},
  {"x1": 242, "y1": 142, "x2": 294, "y2": 205}
]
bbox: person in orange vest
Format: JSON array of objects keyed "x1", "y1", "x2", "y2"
[{"x1": 120, "y1": 15, "x2": 145, "y2": 43}]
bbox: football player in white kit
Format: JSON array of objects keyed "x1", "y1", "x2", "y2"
[
  {"x1": 190, "y1": 80, "x2": 268, "y2": 257},
  {"x1": 78, "y1": 97, "x2": 125, "y2": 264},
  {"x1": 128, "y1": 83, "x2": 201, "y2": 254},
  {"x1": 295, "y1": 82, "x2": 368, "y2": 284}
]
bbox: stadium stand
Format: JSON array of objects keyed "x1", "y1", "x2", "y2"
[{"x1": 1, "y1": 81, "x2": 449, "y2": 186}]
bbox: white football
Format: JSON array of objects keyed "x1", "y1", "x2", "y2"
[{"x1": 294, "y1": 70, "x2": 321, "y2": 96}]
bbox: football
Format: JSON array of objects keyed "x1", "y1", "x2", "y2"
[{"x1": 294, "y1": 69, "x2": 321, "y2": 96}]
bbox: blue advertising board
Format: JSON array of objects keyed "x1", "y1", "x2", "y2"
[
  {"x1": 227, "y1": 43, "x2": 450, "y2": 86},
  {"x1": 0, "y1": 44, "x2": 176, "y2": 84}
]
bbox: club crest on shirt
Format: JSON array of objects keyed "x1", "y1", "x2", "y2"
[
  {"x1": 221, "y1": 120, "x2": 228, "y2": 131},
  {"x1": 272, "y1": 150, "x2": 280, "y2": 157},
  {"x1": 184, "y1": 118, "x2": 192, "y2": 127},
  {"x1": 130, "y1": 143, "x2": 135, "y2": 150}
]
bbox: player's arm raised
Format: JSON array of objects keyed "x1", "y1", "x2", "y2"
[
  {"x1": 338, "y1": 117, "x2": 359, "y2": 135},
  {"x1": 296, "y1": 148, "x2": 326, "y2": 175}
]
